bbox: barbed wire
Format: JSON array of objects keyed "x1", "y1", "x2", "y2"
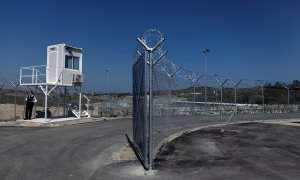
[{"x1": 154, "y1": 54, "x2": 299, "y2": 89}]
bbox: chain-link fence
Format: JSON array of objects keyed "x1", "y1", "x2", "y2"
[
  {"x1": 87, "y1": 94, "x2": 132, "y2": 118},
  {"x1": 132, "y1": 47, "x2": 148, "y2": 168},
  {"x1": 0, "y1": 77, "x2": 80, "y2": 120},
  {"x1": 132, "y1": 29, "x2": 300, "y2": 170},
  {"x1": 0, "y1": 76, "x2": 132, "y2": 121},
  {"x1": 0, "y1": 77, "x2": 27, "y2": 120}
]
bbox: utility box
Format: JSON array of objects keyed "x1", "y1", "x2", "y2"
[{"x1": 47, "y1": 44, "x2": 83, "y2": 86}]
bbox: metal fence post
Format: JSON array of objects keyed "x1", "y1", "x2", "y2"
[
  {"x1": 79, "y1": 85, "x2": 82, "y2": 118},
  {"x1": 234, "y1": 80, "x2": 242, "y2": 114},
  {"x1": 288, "y1": 88, "x2": 290, "y2": 118},
  {"x1": 281, "y1": 82, "x2": 290, "y2": 118},
  {"x1": 193, "y1": 84, "x2": 196, "y2": 115},
  {"x1": 257, "y1": 81, "x2": 265, "y2": 114},
  {"x1": 136, "y1": 31, "x2": 166, "y2": 170},
  {"x1": 148, "y1": 50, "x2": 153, "y2": 170},
  {"x1": 14, "y1": 86, "x2": 17, "y2": 119},
  {"x1": 216, "y1": 76, "x2": 228, "y2": 122},
  {"x1": 261, "y1": 86, "x2": 265, "y2": 113},
  {"x1": 45, "y1": 85, "x2": 48, "y2": 120},
  {"x1": 64, "y1": 87, "x2": 67, "y2": 117}
]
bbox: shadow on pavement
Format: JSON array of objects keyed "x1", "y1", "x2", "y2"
[{"x1": 154, "y1": 122, "x2": 300, "y2": 179}]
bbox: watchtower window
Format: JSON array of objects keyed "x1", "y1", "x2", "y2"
[
  {"x1": 73, "y1": 57, "x2": 79, "y2": 70},
  {"x1": 65, "y1": 55, "x2": 79, "y2": 70}
]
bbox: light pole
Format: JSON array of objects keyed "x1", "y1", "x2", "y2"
[
  {"x1": 202, "y1": 48, "x2": 210, "y2": 114},
  {"x1": 105, "y1": 68, "x2": 110, "y2": 115}
]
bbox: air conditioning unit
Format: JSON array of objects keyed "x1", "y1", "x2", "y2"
[{"x1": 73, "y1": 74, "x2": 84, "y2": 83}]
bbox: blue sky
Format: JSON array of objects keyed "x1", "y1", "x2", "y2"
[{"x1": 0, "y1": 0, "x2": 300, "y2": 92}]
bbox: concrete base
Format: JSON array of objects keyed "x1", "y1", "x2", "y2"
[
  {"x1": 0, "y1": 117, "x2": 131, "y2": 127},
  {"x1": 144, "y1": 170, "x2": 157, "y2": 176},
  {"x1": 17, "y1": 117, "x2": 81, "y2": 124},
  {"x1": 0, "y1": 117, "x2": 97, "y2": 127}
]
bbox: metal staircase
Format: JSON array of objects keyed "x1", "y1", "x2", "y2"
[
  {"x1": 36, "y1": 85, "x2": 91, "y2": 119},
  {"x1": 70, "y1": 108, "x2": 90, "y2": 118}
]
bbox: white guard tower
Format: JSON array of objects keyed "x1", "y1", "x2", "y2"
[{"x1": 20, "y1": 44, "x2": 89, "y2": 120}]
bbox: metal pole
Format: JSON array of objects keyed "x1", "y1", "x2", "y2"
[
  {"x1": 106, "y1": 68, "x2": 110, "y2": 116},
  {"x1": 143, "y1": 50, "x2": 149, "y2": 169},
  {"x1": 0, "y1": 86, "x2": 2, "y2": 103},
  {"x1": 220, "y1": 86, "x2": 223, "y2": 122},
  {"x1": 203, "y1": 49, "x2": 210, "y2": 115},
  {"x1": 45, "y1": 85, "x2": 48, "y2": 120},
  {"x1": 20, "y1": 68, "x2": 22, "y2": 85},
  {"x1": 35, "y1": 70, "x2": 38, "y2": 83},
  {"x1": 288, "y1": 88, "x2": 290, "y2": 118},
  {"x1": 168, "y1": 76, "x2": 171, "y2": 136},
  {"x1": 234, "y1": 80, "x2": 242, "y2": 112},
  {"x1": 204, "y1": 54, "x2": 207, "y2": 114},
  {"x1": 261, "y1": 86, "x2": 264, "y2": 113},
  {"x1": 234, "y1": 87, "x2": 237, "y2": 108},
  {"x1": 215, "y1": 77, "x2": 228, "y2": 122},
  {"x1": 87, "y1": 97, "x2": 90, "y2": 116},
  {"x1": 64, "y1": 87, "x2": 67, "y2": 117},
  {"x1": 280, "y1": 82, "x2": 290, "y2": 118},
  {"x1": 214, "y1": 90, "x2": 217, "y2": 115},
  {"x1": 148, "y1": 50, "x2": 153, "y2": 170},
  {"x1": 32, "y1": 67, "x2": 35, "y2": 84},
  {"x1": 193, "y1": 84, "x2": 196, "y2": 115},
  {"x1": 136, "y1": 34, "x2": 166, "y2": 171},
  {"x1": 14, "y1": 86, "x2": 17, "y2": 119},
  {"x1": 79, "y1": 85, "x2": 82, "y2": 118},
  {"x1": 108, "y1": 69, "x2": 110, "y2": 102},
  {"x1": 34, "y1": 86, "x2": 37, "y2": 118}
]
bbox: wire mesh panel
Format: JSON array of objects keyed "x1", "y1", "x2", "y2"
[
  {"x1": 132, "y1": 50, "x2": 148, "y2": 167},
  {"x1": 153, "y1": 64, "x2": 171, "y2": 152},
  {"x1": 0, "y1": 77, "x2": 28, "y2": 120}
]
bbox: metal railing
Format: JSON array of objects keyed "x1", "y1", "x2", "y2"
[{"x1": 20, "y1": 65, "x2": 47, "y2": 85}]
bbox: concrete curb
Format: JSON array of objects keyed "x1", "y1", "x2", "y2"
[
  {"x1": 0, "y1": 117, "x2": 132, "y2": 127},
  {"x1": 261, "y1": 118, "x2": 300, "y2": 126}
]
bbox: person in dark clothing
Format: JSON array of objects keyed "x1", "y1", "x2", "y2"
[{"x1": 24, "y1": 91, "x2": 37, "y2": 120}]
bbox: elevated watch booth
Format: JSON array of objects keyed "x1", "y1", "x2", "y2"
[{"x1": 20, "y1": 44, "x2": 89, "y2": 120}]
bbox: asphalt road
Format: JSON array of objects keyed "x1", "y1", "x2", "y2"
[
  {"x1": 1, "y1": 116, "x2": 300, "y2": 180},
  {"x1": 84, "y1": 120, "x2": 300, "y2": 180},
  {"x1": 0, "y1": 118, "x2": 132, "y2": 180},
  {"x1": 155, "y1": 122, "x2": 300, "y2": 180}
]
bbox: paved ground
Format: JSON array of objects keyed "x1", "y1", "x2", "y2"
[
  {"x1": 0, "y1": 117, "x2": 115, "y2": 127},
  {"x1": 0, "y1": 118, "x2": 132, "y2": 180},
  {"x1": 1, "y1": 118, "x2": 300, "y2": 180},
  {"x1": 154, "y1": 122, "x2": 300, "y2": 180}
]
